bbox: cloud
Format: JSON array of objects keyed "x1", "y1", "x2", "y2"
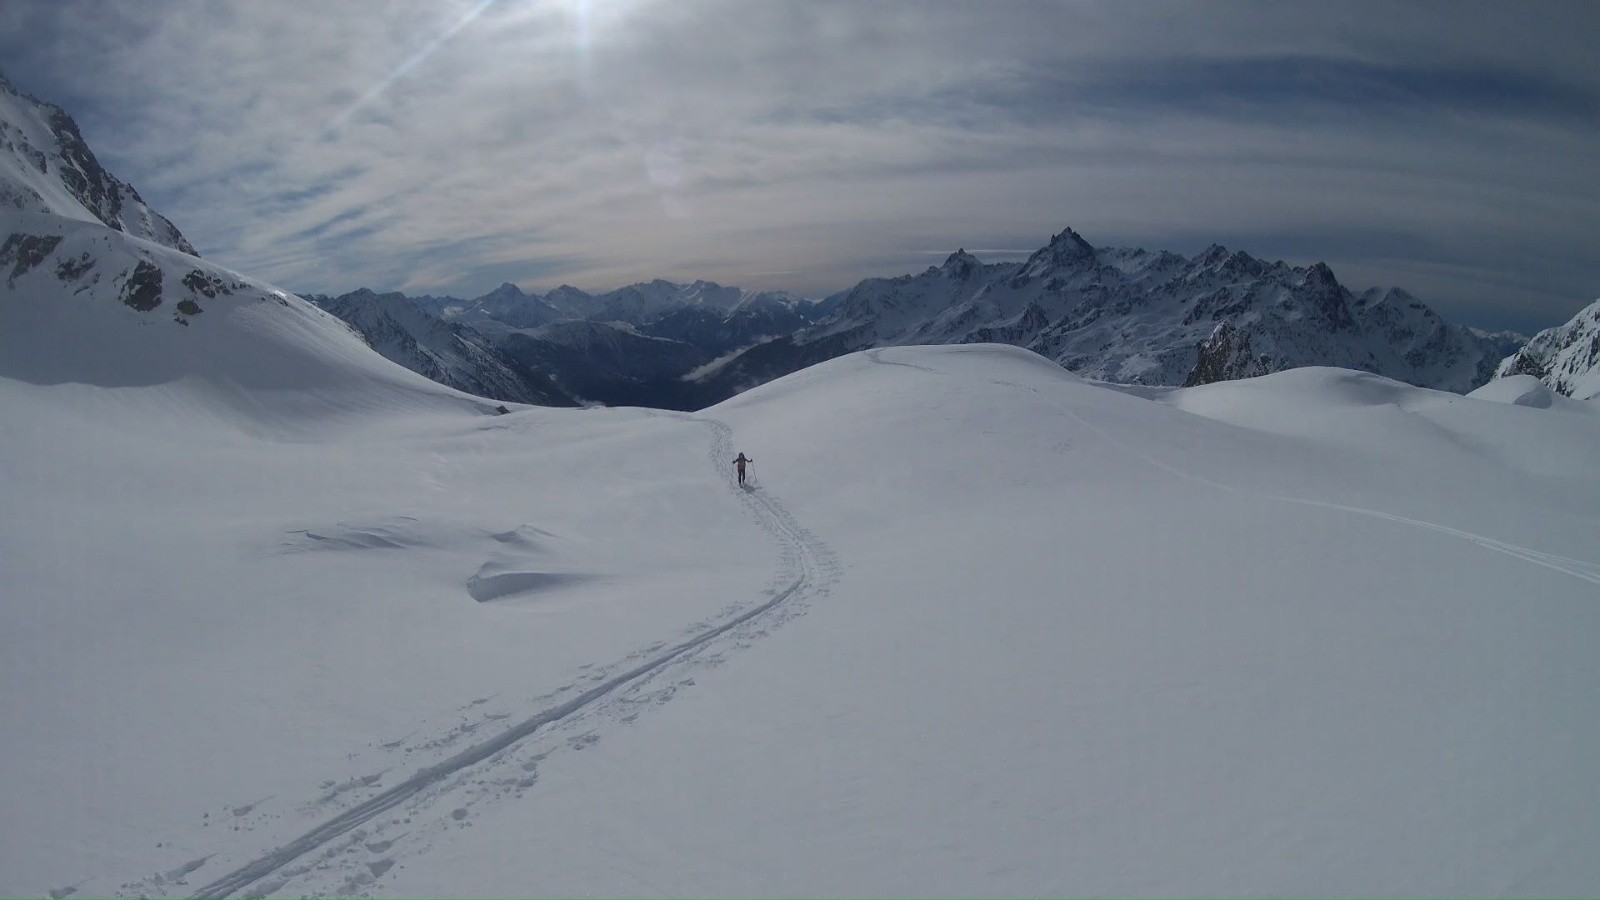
[{"x1": 1, "y1": 0, "x2": 1596, "y2": 332}]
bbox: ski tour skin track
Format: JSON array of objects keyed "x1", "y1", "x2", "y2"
[
  {"x1": 184, "y1": 416, "x2": 837, "y2": 899},
  {"x1": 101, "y1": 353, "x2": 1595, "y2": 898}
]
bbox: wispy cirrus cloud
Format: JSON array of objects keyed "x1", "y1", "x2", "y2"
[{"x1": 2, "y1": 0, "x2": 1596, "y2": 332}]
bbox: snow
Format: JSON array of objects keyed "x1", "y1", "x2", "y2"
[
  {"x1": 4, "y1": 294, "x2": 1600, "y2": 896},
  {"x1": 1493, "y1": 297, "x2": 1600, "y2": 401},
  {"x1": 0, "y1": 81, "x2": 192, "y2": 254}
]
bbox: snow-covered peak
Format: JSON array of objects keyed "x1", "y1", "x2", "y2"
[
  {"x1": 541, "y1": 284, "x2": 596, "y2": 317},
  {"x1": 1019, "y1": 226, "x2": 1096, "y2": 277},
  {"x1": 1194, "y1": 243, "x2": 1231, "y2": 267},
  {"x1": 1301, "y1": 260, "x2": 1341, "y2": 289},
  {"x1": 482, "y1": 281, "x2": 525, "y2": 301},
  {"x1": 1492, "y1": 297, "x2": 1600, "y2": 400},
  {"x1": 1192, "y1": 246, "x2": 1270, "y2": 282},
  {"x1": 0, "y1": 72, "x2": 195, "y2": 256},
  {"x1": 940, "y1": 248, "x2": 982, "y2": 280},
  {"x1": 677, "y1": 279, "x2": 745, "y2": 311}
]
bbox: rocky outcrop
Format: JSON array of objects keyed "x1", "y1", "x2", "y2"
[
  {"x1": 1185, "y1": 321, "x2": 1276, "y2": 386},
  {"x1": 1492, "y1": 298, "x2": 1600, "y2": 400}
]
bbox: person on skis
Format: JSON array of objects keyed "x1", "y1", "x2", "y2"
[{"x1": 733, "y1": 452, "x2": 753, "y2": 487}]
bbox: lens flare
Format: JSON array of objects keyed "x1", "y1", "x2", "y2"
[{"x1": 333, "y1": 0, "x2": 499, "y2": 127}]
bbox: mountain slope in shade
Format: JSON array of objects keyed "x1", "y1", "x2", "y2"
[
  {"x1": 1492, "y1": 297, "x2": 1600, "y2": 400},
  {"x1": 325, "y1": 280, "x2": 826, "y2": 409},
  {"x1": 309, "y1": 289, "x2": 575, "y2": 406},
  {"x1": 0, "y1": 71, "x2": 195, "y2": 256},
  {"x1": 498, "y1": 319, "x2": 712, "y2": 408}
]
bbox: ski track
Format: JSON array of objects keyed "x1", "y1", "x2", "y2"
[
  {"x1": 867, "y1": 348, "x2": 1600, "y2": 591},
  {"x1": 1053, "y1": 403, "x2": 1600, "y2": 590},
  {"x1": 175, "y1": 415, "x2": 836, "y2": 899}
]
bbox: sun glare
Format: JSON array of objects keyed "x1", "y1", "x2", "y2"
[{"x1": 333, "y1": 0, "x2": 500, "y2": 127}]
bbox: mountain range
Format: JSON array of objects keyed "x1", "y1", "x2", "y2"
[
  {"x1": 306, "y1": 232, "x2": 1539, "y2": 409},
  {"x1": 2, "y1": 68, "x2": 1594, "y2": 409}
]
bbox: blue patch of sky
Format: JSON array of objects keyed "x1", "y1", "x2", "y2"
[
  {"x1": 288, "y1": 207, "x2": 374, "y2": 245},
  {"x1": 264, "y1": 167, "x2": 367, "y2": 209},
  {"x1": 772, "y1": 54, "x2": 1600, "y2": 131},
  {"x1": 1091, "y1": 56, "x2": 1600, "y2": 123}
]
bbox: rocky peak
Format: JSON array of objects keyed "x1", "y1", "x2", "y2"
[
  {"x1": 1195, "y1": 244, "x2": 1230, "y2": 267},
  {"x1": 941, "y1": 248, "x2": 981, "y2": 280},
  {"x1": 0, "y1": 71, "x2": 197, "y2": 255},
  {"x1": 1303, "y1": 261, "x2": 1340, "y2": 289},
  {"x1": 478, "y1": 281, "x2": 525, "y2": 301},
  {"x1": 1185, "y1": 321, "x2": 1275, "y2": 386},
  {"x1": 1041, "y1": 227, "x2": 1096, "y2": 265}
]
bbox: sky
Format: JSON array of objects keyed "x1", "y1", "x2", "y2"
[{"x1": 1, "y1": 0, "x2": 1596, "y2": 333}]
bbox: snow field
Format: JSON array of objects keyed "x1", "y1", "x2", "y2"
[
  {"x1": 382, "y1": 345, "x2": 1600, "y2": 896},
  {"x1": 0, "y1": 378, "x2": 781, "y2": 895},
  {"x1": 3, "y1": 339, "x2": 1598, "y2": 896}
]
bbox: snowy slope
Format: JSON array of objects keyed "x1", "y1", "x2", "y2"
[
  {"x1": 0, "y1": 211, "x2": 495, "y2": 433},
  {"x1": 0, "y1": 72, "x2": 194, "y2": 255},
  {"x1": 5, "y1": 338, "x2": 1598, "y2": 897},
  {"x1": 1492, "y1": 296, "x2": 1600, "y2": 400}
]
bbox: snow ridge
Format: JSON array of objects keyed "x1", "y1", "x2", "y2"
[{"x1": 0, "y1": 71, "x2": 195, "y2": 255}]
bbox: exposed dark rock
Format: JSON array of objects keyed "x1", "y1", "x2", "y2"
[
  {"x1": 176, "y1": 298, "x2": 203, "y2": 316},
  {"x1": 1185, "y1": 321, "x2": 1276, "y2": 386},
  {"x1": 120, "y1": 260, "x2": 163, "y2": 311},
  {"x1": 54, "y1": 252, "x2": 94, "y2": 282},
  {"x1": 181, "y1": 269, "x2": 235, "y2": 298},
  {"x1": 0, "y1": 232, "x2": 62, "y2": 285}
]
